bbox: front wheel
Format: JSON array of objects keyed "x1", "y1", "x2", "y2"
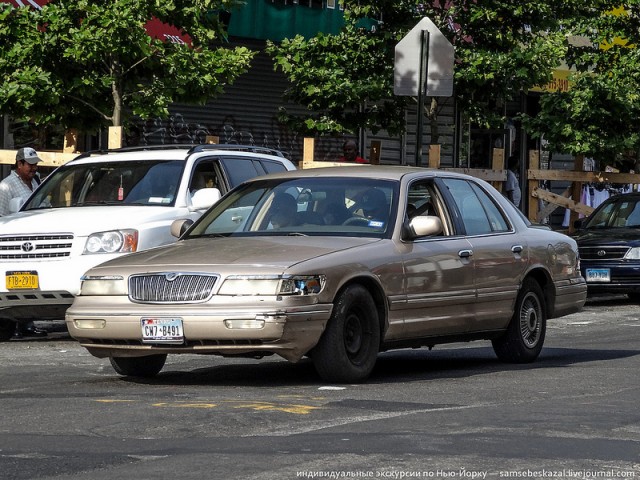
[
  {"x1": 492, "y1": 278, "x2": 546, "y2": 363},
  {"x1": 627, "y1": 292, "x2": 640, "y2": 303},
  {"x1": 312, "y1": 285, "x2": 380, "y2": 383},
  {"x1": 0, "y1": 318, "x2": 16, "y2": 342},
  {"x1": 109, "y1": 354, "x2": 167, "y2": 377}
]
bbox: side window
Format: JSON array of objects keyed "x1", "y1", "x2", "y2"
[
  {"x1": 442, "y1": 178, "x2": 509, "y2": 235},
  {"x1": 220, "y1": 157, "x2": 261, "y2": 187},
  {"x1": 260, "y1": 159, "x2": 288, "y2": 174},
  {"x1": 407, "y1": 181, "x2": 437, "y2": 219},
  {"x1": 190, "y1": 160, "x2": 222, "y2": 194}
]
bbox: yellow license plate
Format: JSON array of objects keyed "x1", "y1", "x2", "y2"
[{"x1": 6, "y1": 271, "x2": 39, "y2": 290}]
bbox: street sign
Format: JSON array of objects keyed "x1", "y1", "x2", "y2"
[{"x1": 394, "y1": 17, "x2": 454, "y2": 97}]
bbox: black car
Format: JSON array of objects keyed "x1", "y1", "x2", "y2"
[{"x1": 574, "y1": 192, "x2": 640, "y2": 300}]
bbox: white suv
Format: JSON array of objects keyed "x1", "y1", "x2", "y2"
[{"x1": 0, "y1": 144, "x2": 295, "y2": 339}]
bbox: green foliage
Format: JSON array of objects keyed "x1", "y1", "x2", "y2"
[
  {"x1": 0, "y1": 0, "x2": 254, "y2": 132},
  {"x1": 267, "y1": 0, "x2": 574, "y2": 137},
  {"x1": 523, "y1": 1, "x2": 640, "y2": 163}
]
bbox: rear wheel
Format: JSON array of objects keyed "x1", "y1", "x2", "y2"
[
  {"x1": 312, "y1": 285, "x2": 380, "y2": 383},
  {"x1": 492, "y1": 278, "x2": 546, "y2": 363},
  {"x1": 0, "y1": 318, "x2": 16, "y2": 342},
  {"x1": 109, "y1": 354, "x2": 167, "y2": 377}
]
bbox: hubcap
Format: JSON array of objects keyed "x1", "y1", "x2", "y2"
[
  {"x1": 344, "y1": 313, "x2": 363, "y2": 356},
  {"x1": 519, "y1": 292, "x2": 542, "y2": 348}
]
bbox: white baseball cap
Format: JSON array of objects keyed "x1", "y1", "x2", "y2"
[{"x1": 16, "y1": 147, "x2": 42, "y2": 165}]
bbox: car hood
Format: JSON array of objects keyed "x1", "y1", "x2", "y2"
[
  {"x1": 90, "y1": 236, "x2": 381, "y2": 273},
  {"x1": 574, "y1": 228, "x2": 640, "y2": 247},
  {"x1": 0, "y1": 206, "x2": 179, "y2": 236}
]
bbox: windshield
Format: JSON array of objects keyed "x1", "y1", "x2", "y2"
[
  {"x1": 584, "y1": 196, "x2": 640, "y2": 228},
  {"x1": 23, "y1": 160, "x2": 184, "y2": 210},
  {"x1": 187, "y1": 177, "x2": 398, "y2": 238}
]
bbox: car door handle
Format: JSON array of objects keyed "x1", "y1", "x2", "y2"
[
  {"x1": 458, "y1": 249, "x2": 473, "y2": 258},
  {"x1": 511, "y1": 245, "x2": 523, "y2": 254}
]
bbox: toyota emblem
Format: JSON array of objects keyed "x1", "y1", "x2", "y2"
[
  {"x1": 165, "y1": 272, "x2": 179, "y2": 281},
  {"x1": 21, "y1": 242, "x2": 35, "y2": 252},
  {"x1": 597, "y1": 250, "x2": 606, "y2": 257}
]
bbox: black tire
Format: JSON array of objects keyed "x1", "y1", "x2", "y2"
[
  {"x1": 312, "y1": 284, "x2": 380, "y2": 383},
  {"x1": 109, "y1": 354, "x2": 167, "y2": 377},
  {"x1": 627, "y1": 292, "x2": 640, "y2": 303},
  {"x1": 492, "y1": 278, "x2": 546, "y2": 363},
  {"x1": 0, "y1": 319, "x2": 16, "y2": 342}
]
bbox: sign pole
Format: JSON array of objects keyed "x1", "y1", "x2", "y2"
[{"x1": 415, "y1": 30, "x2": 430, "y2": 167}]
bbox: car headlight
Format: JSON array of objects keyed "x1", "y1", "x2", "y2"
[
  {"x1": 624, "y1": 247, "x2": 640, "y2": 260},
  {"x1": 218, "y1": 275, "x2": 325, "y2": 296},
  {"x1": 84, "y1": 229, "x2": 138, "y2": 254},
  {"x1": 80, "y1": 275, "x2": 126, "y2": 295}
]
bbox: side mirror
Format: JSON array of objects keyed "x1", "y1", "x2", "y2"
[
  {"x1": 406, "y1": 215, "x2": 443, "y2": 239},
  {"x1": 170, "y1": 218, "x2": 194, "y2": 238},
  {"x1": 9, "y1": 197, "x2": 24, "y2": 214},
  {"x1": 573, "y1": 219, "x2": 584, "y2": 230},
  {"x1": 190, "y1": 187, "x2": 221, "y2": 211}
]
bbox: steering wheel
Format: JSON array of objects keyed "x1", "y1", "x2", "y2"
[{"x1": 342, "y1": 216, "x2": 371, "y2": 226}]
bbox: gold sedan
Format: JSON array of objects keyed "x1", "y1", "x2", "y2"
[{"x1": 66, "y1": 166, "x2": 587, "y2": 383}]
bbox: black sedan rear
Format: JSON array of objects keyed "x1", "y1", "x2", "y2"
[{"x1": 574, "y1": 192, "x2": 640, "y2": 300}]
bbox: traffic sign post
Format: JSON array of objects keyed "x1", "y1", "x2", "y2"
[{"x1": 394, "y1": 17, "x2": 454, "y2": 166}]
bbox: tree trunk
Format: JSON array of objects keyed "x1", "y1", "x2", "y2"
[
  {"x1": 110, "y1": 57, "x2": 123, "y2": 127},
  {"x1": 427, "y1": 97, "x2": 439, "y2": 145}
]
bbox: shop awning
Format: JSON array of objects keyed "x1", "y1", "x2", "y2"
[{"x1": 1, "y1": 0, "x2": 191, "y2": 45}]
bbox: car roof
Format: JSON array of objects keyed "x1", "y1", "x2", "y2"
[
  {"x1": 607, "y1": 192, "x2": 640, "y2": 200},
  {"x1": 245, "y1": 165, "x2": 475, "y2": 182},
  {"x1": 67, "y1": 144, "x2": 290, "y2": 166}
]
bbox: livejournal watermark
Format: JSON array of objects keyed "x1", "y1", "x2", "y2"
[{"x1": 295, "y1": 469, "x2": 636, "y2": 479}]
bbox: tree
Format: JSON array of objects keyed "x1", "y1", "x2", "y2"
[
  {"x1": 523, "y1": 2, "x2": 640, "y2": 167},
  {"x1": 266, "y1": 0, "x2": 580, "y2": 144},
  {"x1": 0, "y1": 0, "x2": 254, "y2": 134}
]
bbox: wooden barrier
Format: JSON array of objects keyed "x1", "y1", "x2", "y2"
[
  {"x1": 301, "y1": 137, "x2": 380, "y2": 168},
  {"x1": 0, "y1": 149, "x2": 77, "y2": 168}
]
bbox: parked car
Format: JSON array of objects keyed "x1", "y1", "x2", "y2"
[
  {"x1": 0, "y1": 144, "x2": 295, "y2": 340},
  {"x1": 66, "y1": 166, "x2": 587, "y2": 382},
  {"x1": 573, "y1": 192, "x2": 640, "y2": 300}
]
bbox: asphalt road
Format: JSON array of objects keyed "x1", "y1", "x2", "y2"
[{"x1": 1, "y1": 296, "x2": 639, "y2": 480}]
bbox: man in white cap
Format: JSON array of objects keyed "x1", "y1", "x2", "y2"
[
  {"x1": 0, "y1": 147, "x2": 46, "y2": 338},
  {"x1": 0, "y1": 147, "x2": 42, "y2": 216}
]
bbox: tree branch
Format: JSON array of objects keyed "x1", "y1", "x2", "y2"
[
  {"x1": 122, "y1": 53, "x2": 155, "y2": 78},
  {"x1": 64, "y1": 94, "x2": 113, "y2": 123}
]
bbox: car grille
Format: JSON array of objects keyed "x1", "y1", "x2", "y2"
[
  {"x1": 578, "y1": 246, "x2": 630, "y2": 260},
  {"x1": 0, "y1": 234, "x2": 74, "y2": 260},
  {"x1": 129, "y1": 273, "x2": 218, "y2": 303}
]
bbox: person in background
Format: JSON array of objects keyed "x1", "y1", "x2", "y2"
[
  {"x1": 0, "y1": 147, "x2": 47, "y2": 338},
  {"x1": 339, "y1": 140, "x2": 368, "y2": 164},
  {"x1": 0, "y1": 147, "x2": 42, "y2": 216},
  {"x1": 505, "y1": 155, "x2": 521, "y2": 208}
]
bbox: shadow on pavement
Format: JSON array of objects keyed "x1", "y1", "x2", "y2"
[{"x1": 115, "y1": 344, "x2": 640, "y2": 387}]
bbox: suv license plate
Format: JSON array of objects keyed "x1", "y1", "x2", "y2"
[
  {"x1": 586, "y1": 268, "x2": 610, "y2": 282},
  {"x1": 6, "y1": 271, "x2": 39, "y2": 290},
  {"x1": 141, "y1": 317, "x2": 184, "y2": 343}
]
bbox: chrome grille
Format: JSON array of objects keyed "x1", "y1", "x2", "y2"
[
  {"x1": 0, "y1": 234, "x2": 73, "y2": 260},
  {"x1": 579, "y1": 246, "x2": 630, "y2": 260},
  {"x1": 129, "y1": 273, "x2": 217, "y2": 303}
]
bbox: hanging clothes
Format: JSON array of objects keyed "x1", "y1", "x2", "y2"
[{"x1": 592, "y1": 186, "x2": 610, "y2": 208}]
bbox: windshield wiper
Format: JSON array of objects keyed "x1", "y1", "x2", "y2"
[{"x1": 79, "y1": 201, "x2": 125, "y2": 206}]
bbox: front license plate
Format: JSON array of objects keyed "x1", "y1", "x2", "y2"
[
  {"x1": 6, "y1": 271, "x2": 39, "y2": 290},
  {"x1": 586, "y1": 268, "x2": 611, "y2": 282},
  {"x1": 141, "y1": 317, "x2": 184, "y2": 344}
]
